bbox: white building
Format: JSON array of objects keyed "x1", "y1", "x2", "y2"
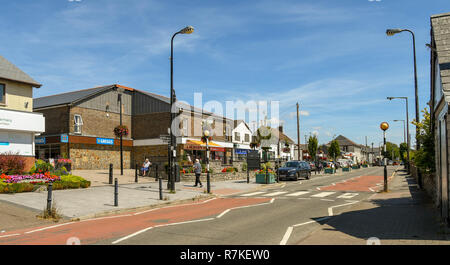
[
  {"x1": 232, "y1": 120, "x2": 252, "y2": 160},
  {"x1": 0, "y1": 55, "x2": 45, "y2": 171}
]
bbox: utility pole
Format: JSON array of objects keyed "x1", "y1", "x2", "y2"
[{"x1": 296, "y1": 102, "x2": 301, "y2": 161}]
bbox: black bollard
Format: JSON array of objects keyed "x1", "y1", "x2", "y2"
[
  {"x1": 135, "y1": 163, "x2": 138, "y2": 183},
  {"x1": 114, "y1": 178, "x2": 118, "y2": 206},
  {"x1": 247, "y1": 166, "x2": 249, "y2": 184},
  {"x1": 109, "y1": 163, "x2": 113, "y2": 184},
  {"x1": 47, "y1": 182, "x2": 53, "y2": 215},
  {"x1": 157, "y1": 165, "x2": 163, "y2": 200}
]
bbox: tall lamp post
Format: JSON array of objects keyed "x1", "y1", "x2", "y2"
[
  {"x1": 117, "y1": 86, "x2": 125, "y2": 176},
  {"x1": 387, "y1": 97, "x2": 410, "y2": 173},
  {"x1": 380, "y1": 122, "x2": 389, "y2": 192},
  {"x1": 168, "y1": 26, "x2": 194, "y2": 192},
  {"x1": 393, "y1": 119, "x2": 406, "y2": 144},
  {"x1": 202, "y1": 129, "x2": 211, "y2": 194},
  {"x1": 386, "y1": 29, "x2": 419, "y2": 151}
]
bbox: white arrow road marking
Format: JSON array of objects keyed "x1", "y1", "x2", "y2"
[
  {"x1": 263, "y1": 191, "x2": 288, "y2": 196},
  {"x1": 240, "y1": 191, "x2": 266, "y2": 197},
  {"x1": 337, "y1": 193, "x2": 358, "y2": 199},
  {"x1": 311, "y1": 192, "x2": 335, "y2": 198},
  {"x1": 286, "y1": 191, "x2": 310, "y2": 197}
]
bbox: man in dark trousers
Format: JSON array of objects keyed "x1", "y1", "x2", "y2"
[{"x1": 193, "y1": 159, "x2": 203, "y2": 187}]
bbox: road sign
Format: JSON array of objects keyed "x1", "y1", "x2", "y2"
[{"x1": 247, "y1": 150, "x2": 260, "y2": 170}]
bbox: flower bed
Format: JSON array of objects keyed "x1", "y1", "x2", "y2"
[
  {"x1": 221, "y1": 167, "x2": 238, "y2": 173},
  {"x1": 0, "y1": 174, "x2": 90, "y2": 193}
]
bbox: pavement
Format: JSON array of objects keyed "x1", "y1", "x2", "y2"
[
  {"x1": 297, "y1": 168, "x2": 450, "y2": 245},
  {"x1": 0, "y1": 176, "x2": 279, "y2": 220}
]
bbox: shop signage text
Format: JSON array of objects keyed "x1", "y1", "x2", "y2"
[
  {"x1": 35, "y1": 137, "x2": 46, "y2": 144},
  {"x1": 96, "y1": 138, "x2": 114, "y2": 145}
]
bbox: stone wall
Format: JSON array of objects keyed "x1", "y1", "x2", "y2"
[
  {"x1": 411, "y1": 164, "x2": 437, "y2": 206},
  {"x1": 70, "y1": 143, "x2": 132, "y2": 170}
]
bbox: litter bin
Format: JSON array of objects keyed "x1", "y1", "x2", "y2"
[{"x1": 175, "y1": 164, "x2": 181, "y2": 182}]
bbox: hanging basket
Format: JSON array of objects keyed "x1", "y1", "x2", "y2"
[{"x1": 114, "y1": 125, "x2": 129, "y2": 137}]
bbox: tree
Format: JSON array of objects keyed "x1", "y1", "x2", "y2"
[
  {"x1": 382, "y1": 142, "x2": 399, "y2": 160},
  {"x1": 411, "y1": 107, "x2": 435, "y2": 172},
  {"x1": 328, "y1": 140, "x2": 341, "y2": 161},
  {"x1": 399, "y1": 142, "x2": 408, "y2": 163},
  {"x1": 308, "y1": 135, "x2": 319, "y2": 161}
]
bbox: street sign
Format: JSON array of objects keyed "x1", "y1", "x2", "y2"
[
  {"x1": 247, "y1": 150, "x2": 260, "y2": 170},
  {"x1": 159, "y1": 134, "x2": 171, "y2": 143}
]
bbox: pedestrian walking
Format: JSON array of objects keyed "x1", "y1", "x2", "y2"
[{"x1": 193, "y1": 159, "x2": 203, "y2": 187}]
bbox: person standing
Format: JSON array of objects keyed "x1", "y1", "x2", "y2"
[{"x1": 193, "y1": 159, "x2": 203, "y2": 187}]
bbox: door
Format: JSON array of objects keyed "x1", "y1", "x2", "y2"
[{"x1": 439, "y1": 115, "x2": 448, "y2": 221}]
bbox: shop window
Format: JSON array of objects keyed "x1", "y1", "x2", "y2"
[
  {"x1": 0, "y1": 84, "x2": 5, "y2": 104},
  {"x1": 74, "y1": 114, "x2": 83, "y2": 134}
]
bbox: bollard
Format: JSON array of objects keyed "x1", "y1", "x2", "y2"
[
  {"x1": 135, "y1": 163, "x2": 138, "y2": 183},
  {"x1": 114, "y1": 178, "x2": 118, "y2": 207},
  {"x1": 247, "y1": 167, "x2": 249, "y2": 184},
  {"x1": 157, "y1": 165, "x2": 163, "y2": 200},
  {"x1": 109, "y1": 163, "x2": 113, "y2": 184},
  {"x1": 47, "y1": 182, "x2": 53, "y2": 215},
  {"x1": 265, "y1": 166, "x2": 268, "y2": 184}
]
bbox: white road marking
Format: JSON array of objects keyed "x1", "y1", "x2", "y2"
[
  {"x1": 311, "y1": 192, "x2": 335, "y2": 198},
  {"x1": 263, "y1": 191, "x2": 288, "y2": 197},
  {"x1": 240, "y1": 191, "x2": 266, "y2": 197},
  {"x1": 279, "y1": 226, "x2": 293, "y2": 245},
  {"x1": 217, "y1": 209, "x2": 230, "y2": 218},
  {"x1": 0, "y1": 233, "x2": 20, "y2": 239},
  {"x1": 280, "y1": 217, "x2": 330, "y2": 245},
  {"x1": 286, "y1": 191, "x2": 310, "y2": 197},
  {"x1": 24, "y1": 222, "x2": 76, "y2": 234},
  {"x1": 328, "y1": 201, "x2": 359, "y2": 216},
  {"x1": 134, "y1": 197, "x2": 217, "y2": 215},
  {"x1": 112, "y1": 218, "x2": 214, "y2": 244},
  {"x1": 320, "y1": 199, "x2": 335, "y2": 202},
  {"x1": 337, "y1": 193, "x2": 358, "y2": 199}
]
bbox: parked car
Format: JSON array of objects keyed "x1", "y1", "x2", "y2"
[
  {"x1": 309, "y1": 162, "x2": 316, "y2": 171},
  {"x1": 278, "y1": 161, "x2": 311, "y2": 180}
]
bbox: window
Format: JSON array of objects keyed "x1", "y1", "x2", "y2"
[
  {"x1": 434, "y1": 60, "x2": 444, "y2": 108},
  {"x1": 182, "y1": 119, "x2": 188, "y2": 136},
  {"x1": 0, "y1": 84, "x2": 5, "y2": 104},
  {"x1": 245, "y1": 134, "x2": 250, "y2": 142},
  {"x1": 74, "y1": 115, "x2": 83, "y2": 134},
  {"x1": 234, "y1": 132, "x2": 240, "y2": 142}
]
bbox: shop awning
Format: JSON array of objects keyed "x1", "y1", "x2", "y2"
[{"x1": 184, "y1": 140, "x2": 225, "y2": 152}]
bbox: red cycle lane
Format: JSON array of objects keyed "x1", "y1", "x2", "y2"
[
  {"x1": 319, "y1": 174, "x2": 395, "y2": 192},
  {"x1": 0, "y1": 197, "x2": 270, "y2": 245}
]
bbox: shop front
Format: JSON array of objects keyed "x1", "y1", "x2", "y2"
[
  {"x1": 0, "y1": 108, "x2": 45, "y2": 170},
  {"x1": 35, "y1": 134, "x2": 133, "y2": 169},
  {"x1": 182, "y1": 139, "x2": 232, "y2": 165}
]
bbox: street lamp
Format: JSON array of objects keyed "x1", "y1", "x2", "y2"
[
  {"x1": 380, "y1": 122, "x2": 389, "y2": 192},
  {"x1": 387, "y1": 97, "x2": 410, "y2": 173},
  {"x1": 168, "y1": 26, "x2": 194, "y2": 192},
  {"x1": 386, "y1": 28, "x2": 419, "y2": 152},
  {"x1": 117, "y1": 86, "x2": 125, "y2": 176},
  {"x1": 393, "y1": 119, "x2": 406, "y2": 144},
  {"x1": 202, "y1": 129, "x2": 211, "y2": 194}
]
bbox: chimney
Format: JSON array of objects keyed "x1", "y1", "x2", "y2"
[{"x1": 279, "y1": 126, "x2": 283, "y2": 133}]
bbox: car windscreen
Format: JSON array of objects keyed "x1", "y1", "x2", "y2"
[{"x1": 284, "y1": 162, "x2": 300, "y2": 168}]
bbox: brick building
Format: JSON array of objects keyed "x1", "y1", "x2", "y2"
[{"x1": 34, "y1": 84, "x2": 235, "y2": 170}]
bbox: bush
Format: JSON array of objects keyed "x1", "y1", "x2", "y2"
[
  {"x1": 242, "y1": 163, "x2": 248, "y2": 172},
  {"x1": 0, "y1": 174, "x2": 90, "y2": 193},
  {"x1": 35, "y1": 159, "x2": 54, "y2": 173},
  {"x1": 0, "y1": 152, "x2": 26, "y2": 175}
]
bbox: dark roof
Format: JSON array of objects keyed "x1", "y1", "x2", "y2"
[
  {"x1": 34, "y1": 85, "x2": 113, "y2": 109},
  {"x1": 431, "y1": 12, "x2": 450, "y2": 97},
  {"x1": 330, "y1": 135, "x2": 359, "y2": 146},
  {"x1": 0, "y1": 55, "x2": 41, "y2": 87}
]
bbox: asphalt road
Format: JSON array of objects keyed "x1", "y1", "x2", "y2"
[
  {"x1": 0, "y1": 166, "x2": 397, "y2": 245},
  {"x1": 110, "y1": 166, "x2": 397, "y2": 245}
]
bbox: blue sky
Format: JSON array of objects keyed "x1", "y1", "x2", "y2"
[{"x1": 0, "y1": 0, "x2": 448, "y2": 147}]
